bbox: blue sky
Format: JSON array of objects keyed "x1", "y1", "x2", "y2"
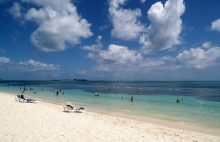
[{"x1": 0, "y1": 0, "x2": 220, "y2": 81}]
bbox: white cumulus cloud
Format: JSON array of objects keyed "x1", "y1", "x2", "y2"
[
  {"x1": 202, "y1": 42, "x2": 212, "y2": 48},
  {"x1": 82, "y1": 36, "x2": 103, "y2": 52},
  {"x1": 211, "y1": 19, "x2": 220, "y2": 32},
  {"x1": 7, "y1": 2, "x2": 22, "y2": 18},
  {"x1": 19, "y1": 59, "x2": 60, "y2": 72},
  {"x1": 25, "y1": 7, "x2": 49, "y2": 23},
  {"x1": 140, "y1": 0, "x2": 146, "y2": 3},
  {"x1": 109, "y1": 0, "x2": 145, "y2": 40},
  {"x1": 140, "y1": 0, "x2": 185, "y2": 54},
  {"x1": 86, "y1": 43, "x2": 177, "y2": 79},
  {"x1": 139, "y1": 56, "x2": 174, "y2": 69},
  {"x1": 93, "y1": 65, "x2": 110, "y2": 72},
  {"x1": 139, "y1": 58, "x2": 164, "y2": 68},
  {"x1": 87, "y1": 44, "x2": 143, "y2": 64},
  {"x1": 0, "y1": 57, "x2": 10, "y2": 64},
  {"x1": 22, "y1": 0, "x2": 93, "y2": 52},
  {"x1": 175, "y1": 47, "x2": 220, "y2": 69}
]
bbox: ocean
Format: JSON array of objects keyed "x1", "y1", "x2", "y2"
[{"x1": 1, "y1": 80, "x2": 220, "y2": 130}]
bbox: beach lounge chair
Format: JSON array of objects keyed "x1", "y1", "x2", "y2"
[
  {"x1": 64, "y1": 102, "x2": 77, "y2": 112},
  {"x1": 15, "y1": 95, "x2": 24, "y2": 102},
  {"x1": 64, "y1": 102, "x2": 86, "y2": 113},
  {"x1": 76, "y1": 107, "x2": 86, "y2": 113},
  {"x1": 23, "y1": 98, "x2": 36, "y2": 103},
  {"x1": 15, "y1": 95, "x2": 36, "y2": 103},
  {"x1": 15, "y1": 95, "x2": 20, "y2": 102}
]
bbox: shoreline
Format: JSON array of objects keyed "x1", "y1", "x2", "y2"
[
  {"x1": 18, "y1": 93, "x2": 220, "y2": 136},
  {"x1": 87, "y1": 107, "x2": 220, "y2": 136},
  {"x1": 0, "y1": 92, "x2": 220, "y2": 141}
]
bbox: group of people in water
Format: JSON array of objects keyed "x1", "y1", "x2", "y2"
[
  {"x1": 176, "y1": 99, "x2": 183, "y2": 103},
  {"x1": 122, "y1": 95, "x2": 134, "y2": 101},
  {"x1": 20, "y1": 87, "x2": 34, "y2": 91},
  {"x1": 21, "y1": 86, "x2": 135, "y2": 101},
  {"x1": 94, "y1": 93, "x2": 134, "y2": 101},
  {"x1": 20, "y1": 86, "x2": 67, "y2": 96},
  {"x1": 56, "y1": 89, "x2": 65, "y2": 96},
  {"x1": 21, "y1": 86, "x2": 182, "y2": 103}
]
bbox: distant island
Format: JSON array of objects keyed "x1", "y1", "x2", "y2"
[
  {"x1": 52, "y1": 79, "x2": 87, "y2": 81},
  {"x1": 73, "y1": 79, "x2": 88, "y2": 81}
]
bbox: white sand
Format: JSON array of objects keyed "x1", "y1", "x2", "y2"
[{"x1": 0, "y1": 92, "x2": 220, "y2": 142}]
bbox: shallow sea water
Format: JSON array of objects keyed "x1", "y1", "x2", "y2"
[{"x1": 1, "y1": 81, "x2": 220, "y2": 130}]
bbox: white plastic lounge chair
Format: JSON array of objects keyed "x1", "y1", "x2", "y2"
[
  {"x1": 15, "y1": 95, "x2": 20, "y2": 101},
  {"x1": 15, "y1": 95, "x2": 36, "y2": 103},
  {"x1": 64, "y1": 102, "x2": 77, "y2": 112},
  {"x1": 76, "y1": 107, "x2": 86, "y2": 113},
  {"x1": 64, "y1": 102, "x2": 86, "y2": 113},
  {"x1": 23, "y1": 98, "x2": 36, "y2": 103},
  {"x1": 15, "y1": 95, "x2": 25, "y2": 102}
]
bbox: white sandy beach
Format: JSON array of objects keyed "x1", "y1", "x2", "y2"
[{"x1": 0, "y1": 92, "x2": 220, "y2": 142}]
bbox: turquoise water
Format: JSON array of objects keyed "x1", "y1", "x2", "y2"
[{"x1": 1, "y1": 81, "x2": 220, "y2": 130}]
